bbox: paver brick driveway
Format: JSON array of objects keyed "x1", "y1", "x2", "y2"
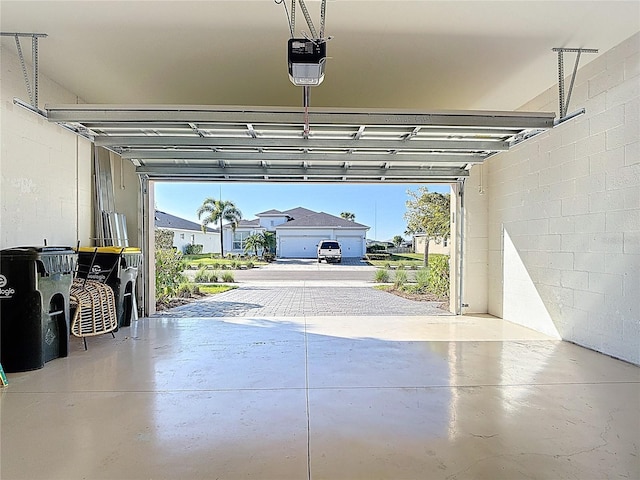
[{"x1": 153, "y1": 286, "x2": 449, "y2": 317}]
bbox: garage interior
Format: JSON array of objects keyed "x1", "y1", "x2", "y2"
[{"x1": 1, "y1": 1, "x2": 638, "y2": 479}]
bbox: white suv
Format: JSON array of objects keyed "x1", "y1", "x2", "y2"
[{"x1": 317, "y1": 240, "x2": 342, "y2": 263}]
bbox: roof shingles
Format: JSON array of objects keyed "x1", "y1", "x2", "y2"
[{"x1": 155, "y1": 210, "x2": 217, "y2": 233}]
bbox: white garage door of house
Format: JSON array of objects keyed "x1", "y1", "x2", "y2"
[
  {"x1": 279, "y1": 236, "x2": 326, "y2": 258},
  {"x1": 336, "y1": 236, "x2": 363, "y2": 257}
]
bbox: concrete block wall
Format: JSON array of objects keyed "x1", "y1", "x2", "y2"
[
  {"x1": 1, "y1": 46, "x2": 93, "y2": 248},
  {"x1": 482, "y1": 33, "x2": 639, "y2": 364}
]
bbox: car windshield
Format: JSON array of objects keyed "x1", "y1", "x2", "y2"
[{"x1": 320, "y1": 242, "x2": 339, "y2": 249}]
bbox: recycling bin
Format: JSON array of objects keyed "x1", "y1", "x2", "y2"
[
  {"x1": 76, "y1": 247, "x2": 142, "y2": 328},
  {"x1": 0, "y1": 246, "x2": 77, "y2": 372}
]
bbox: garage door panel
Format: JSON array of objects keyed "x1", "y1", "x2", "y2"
[
  {"x1": 279, "y1": 236, "x2": 325, "y2": 258},
  {"x1": 336, "y1": 236, "x2": 363, "y2": 257}
]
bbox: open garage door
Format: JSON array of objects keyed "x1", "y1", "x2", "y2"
[
  {"x1": 44, "y1": 104, "x2": 554, "y2": 315},
  {"x1": 279, "y1": 236, "x2": 325, "y2": 258},
  {"x1": 336, "y1": 236, "x2": 364, "y2": 258}
]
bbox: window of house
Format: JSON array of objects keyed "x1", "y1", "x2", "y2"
[
  {"x1": 233, "y1": 231, "x2": 250, "y2": 250},
  {"x1": 180, "y1": 233, "x2": 185, "y2": 240},
  {"x1": 191, "y1": 234, "x2": 195, "y2": 244}
]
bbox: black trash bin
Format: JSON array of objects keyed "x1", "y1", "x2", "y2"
[
  {"x1": 76, "y1": 247, "x2": 142, "y2": 328},
  {"x1": 0, "y1": 246, "x2": 77, "y2": 373}
]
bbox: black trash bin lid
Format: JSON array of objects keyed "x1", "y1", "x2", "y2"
[
  {"x1": 0, "y1": 246, "x2": 77, "y2": 275},
  {"x1": 1, "y1": 246, "x2": 75, "y2": 255}
]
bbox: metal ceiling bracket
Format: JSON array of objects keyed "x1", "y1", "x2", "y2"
[
  {"x1": 1, "y1": 32, "x2": 48, "y2": 108},
  {"x1": 553, "y1": 47, "x2": 598, "y2": 119}
]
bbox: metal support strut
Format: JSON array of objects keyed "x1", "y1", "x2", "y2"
[
  {"x1": 553, "y1": 47, "x2": 598, "y2": 119},
  {"x1": 1, "y1": 32, "x2": 48, "y2": 108}
]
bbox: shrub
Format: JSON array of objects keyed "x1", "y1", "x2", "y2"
[
  {"x1": 177, "y1": 282, "x2": 193, "y2": 298},
  {"x1": 211, "y1": 261, "x2": 220, "y2": 269},
  {"x1": 415, "y1": 268, "x2": 430, "y2": 290},
  {"x1": 394, "y1": 269, "x2": 408, "y2": 288},
  {"x1": 374, "y1": 268, "x2": 390, "y2": 283},
  {"x1": 155, "y1": 229, "x2": 175, "y2": 250},
  {"x1": 401, "y1": 284, "x2": 421, "y2": 294},
  {"x1": 245, "y1": 260, "x2": 254, "y2": 269},
  {"x1": 427, "y1": 254, "x2": 450, "y2": 298},
  {"x1": 366, "y1": 253, "x2": 390, "y2": 261},
  {"x1": 155, "y1": 248, "x2": 185, "y2": 298},
  {"x1": 184, "y1": 244, "x2": 204, "y2": 255},
  {"x1": 221, "y1": 271, "x2": 235, "y2": 283},
  {"x1": 194, "y1": 268, "x2": 209, "y2": 283}
]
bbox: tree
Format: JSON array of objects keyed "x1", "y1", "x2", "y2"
[
  {"x1": 242, "y1": 231, "x2": 275, "y2": 258},
  {"x1": 196, "y1": 198, "x2": 242, "y2": 257},
  {"x1": 261, "y1": 231, "x2": 276, "y2": 255},
  {"x1": 340, "y1": 212, "x2": 356, "y2": 221},
  {"x1": 403, "y1": 187, "x2": 450, "y2": 267},
  {"x1": 392, "y1": 235, "x2": 404, "y2": 247},
  {"x1": 243, "y1": 233, "x2": 263, "y2": 257}
]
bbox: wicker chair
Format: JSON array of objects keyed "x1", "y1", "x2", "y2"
[{"x1": 70, "y1": 278, "x2": 118, "y2": 350}]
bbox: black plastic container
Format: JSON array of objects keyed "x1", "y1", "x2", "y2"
[
  {"x1": 0, "y1": 247, "x2": 77, "y2": 372},
  {"x1": 76, "y1": 247, "x2": 142, "y2": 327}
]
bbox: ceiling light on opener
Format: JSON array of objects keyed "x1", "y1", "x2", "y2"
[{"x1": 288, "y1": 38, "x2": 326, "y2": 86}]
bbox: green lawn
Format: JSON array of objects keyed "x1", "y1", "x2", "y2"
[
  {"x1": 197, "y1": 284, "x2": 238, "y2": 294},
  {"x1": 367, "y1": 253, "x2": 424, "y2": 268},
  {"x1": 184, "y1": 255, "x2": 267, "y2": 269},
  {"x1": 366, "y1": 253, "x2": 448, "y2": 268}
]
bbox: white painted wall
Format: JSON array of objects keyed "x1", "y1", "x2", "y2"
[
  {"x1": 413, "y1": 235, "x2": 451, "y2": 256},
  {"x1": 258, "y1": 214, "x2": 288, "y2": 230},
  {"x1": 166, "y1": 227, "x2": 220, "y2": 254},
  {"x1": 476, "y1": 33, "x2": 639, "y2": 364},
  {"x1": 1, "y1": 46, "x2": 93, "y2": 248}
]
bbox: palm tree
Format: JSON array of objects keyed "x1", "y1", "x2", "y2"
[
  {"x1": 261, "y1": 231, "x2": 276, "y2": 256},
  {"x1": 340, "y1": 212, "x2": 355, "y2": 221},
  {"x1": 196, "y1": 198, "x2": 242, "y2": 257},
  {"x1": 243, "y1": 231, "x2": 276, "y2": 258},
  {"x1": 243, "y1": 233, "x2": 263, "y2": 257}
]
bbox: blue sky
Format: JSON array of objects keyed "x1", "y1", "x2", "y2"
[{"x1": 154, "y1": 182, "x2": 450, "y2": 241}]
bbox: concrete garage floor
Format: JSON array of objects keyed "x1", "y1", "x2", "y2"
[{"x1": 1, "y1": 278, "x2": 639, "y2": 479}]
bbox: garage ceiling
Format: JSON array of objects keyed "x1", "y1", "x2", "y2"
[
  {"x1": 1, "y1": 1, "x2": 638, "y2": 110},
  {"x1": 2, "y1": 1, "x2": 637, "y2": 182}
]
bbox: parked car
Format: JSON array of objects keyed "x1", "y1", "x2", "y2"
[{"x1": 317, "y1": 240, "x2": 342, "y2": 263}]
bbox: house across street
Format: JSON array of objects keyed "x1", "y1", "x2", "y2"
[{"x1": 227, "y1": 207, "x2": 370, "y2": 259}]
